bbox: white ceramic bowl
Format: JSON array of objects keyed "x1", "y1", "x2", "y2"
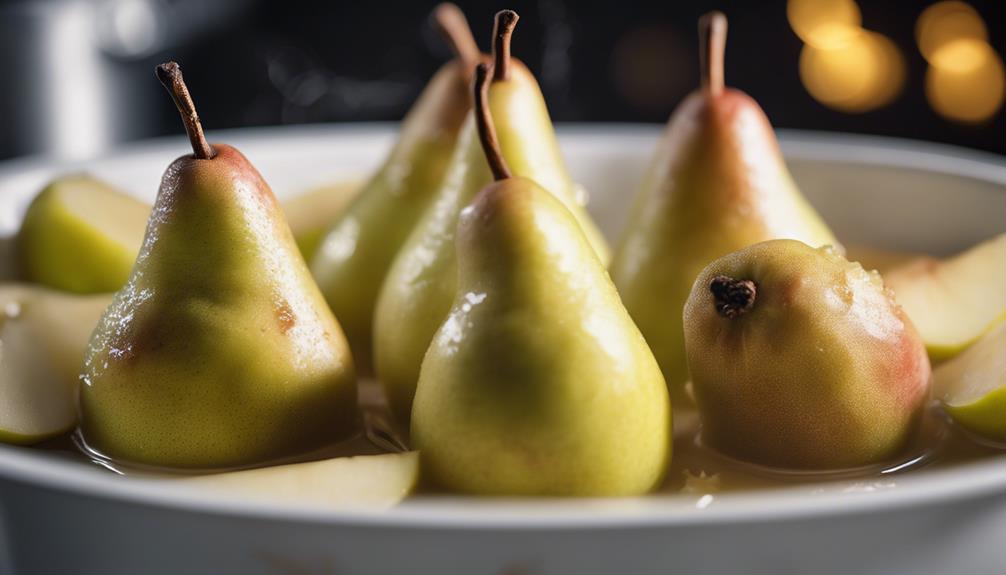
[{"x1": 2, "y1": 125, "x2": 1006, "y2": 575}]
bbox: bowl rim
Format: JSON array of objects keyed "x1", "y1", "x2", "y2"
[{"x1": 1, "y1": 124, "x2": 1006, "y2": 530}]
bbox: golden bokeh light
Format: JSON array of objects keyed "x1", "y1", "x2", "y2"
[
  {"x1": 799, "y1": 30, "x2": 905, "y2": 112},
  {"x1": 916, "y1": 1, "x2": 987, "y2": 61},
  {"x1": 787, "y1": 0, "x2": 862, "y2": 49},
  {"x1": 926, "y1": 42, "x2": 1005, "y2": 123}
]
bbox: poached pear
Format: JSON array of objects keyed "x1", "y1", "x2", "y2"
[
  {"x1": 375, "y1": 10, "x2": 608, "y2": 422},
  {"x1": 610, "y1": 12, "x2": 837, "y2": 402},
  {"x1": 411, "y1": 63, "x2": 670, "y2": 496},
  {"x1": 683, "y1": 239, "x2": 931, "y2": 470},
  {"x1": 78, "y1": 63, "x2": 357, "y2": 469},
  {"x1": 310, "y1": 3, "x2": 485, "y2": 373},
  {"x1": 282, "y1": 179, "x2": 361, "y2": 261}
]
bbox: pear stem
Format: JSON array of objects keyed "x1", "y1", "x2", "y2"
[
  {"x1": 492, "y1": 10, "x2": 519, "y2": 81},
  {"x1": 155, "y1": 62, "x2": 215, "y2": 160},
  {"x1": 473, "y1": 63, "x2": 511, "y2": 181},
  {"x1": 710, "y1": 276, "x2": 756, "y2": 319},
  {"x1": 432, "y1": 3, "x2": 480, "y2": 71},
  {"x1": 699, "y1": 11, "x2": 727, "y2": 97}
]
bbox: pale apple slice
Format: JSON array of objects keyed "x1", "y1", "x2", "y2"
[
  {"x1": 0, "y1": 285, "x2": 111, "y2": 444},
  {"x1": 885, "y1": 232, "x2": 1006, "y2": 359},
  {"x1": 179, "y1": 451, "x2": 419, "y2": 508},
  {"x1": 935, "y1": 321, "x2": 1006, "y2": 443},
  {"x1": 281, "y1": 180, "x2": 362, "y2": 262},
  {"x1": 17, "y1": 174, "x2": 151, "y2": 293},
  {"x1": 845, "y1": 244, "x2": 922, "y2": 275}
]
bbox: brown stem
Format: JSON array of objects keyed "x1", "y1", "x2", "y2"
[
  {"x1": 492, "y1": 10, "x2": 519, "y2": 81},
  {"x1": 155, "y1": 62, "x2": 215, "y2": 160},
  {"x1": 473, "y1": 63, "x2": 511, "y2": 181},
  {"x1": 699, "y1": 11, "x2": 727, "y2": 97},
  {"x1": 432, "y1": 3, "x2": 480, "y2": 71},
  {"x1": 710, "y1": 276, "x2": 756, "y2": 319}
]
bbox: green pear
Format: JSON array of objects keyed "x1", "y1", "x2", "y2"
[
  {"x1": 17, "y1": 174, "x2": 151, "y2": 293},
  {"x1": 78, "y1": 63, "x2": 358, "y2": 470},
  {"x1": 282, "y1": 180, "x2": 361, "y2": 261},
  {"x1": 0, "y1": 285, "x2": 110, "y2": 444},
  {"x1": 178, "y1": 451, "x2": 419, "y2": 509},
  {"x1": 935, "y1": 321, "x2": 1006, "y2": 443},
  {"x1": 683, "y1": 239, "x2": 931, "y2": 470},
  {"x1": 375, "y1": 10, "x2": 609, "y2": 422},
  {"x1": 610, "y1": 12, "x2": 837, "y2": 402},
  {"x1": 310, "y1": 4, "x2": 485, "y2": 373},
  {"x1": 885, "y1": 232, "x2": 1006, "y2": 360},
  {"x1": 411, "y1": 63, "x2": 670, "y2": 496}
]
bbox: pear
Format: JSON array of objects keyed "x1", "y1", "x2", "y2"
[
  {"x1": 885, "y1": 232, "x2": 1006, "y2": 360},
  {"x1": 177, "y1": 451, "x2": 419, "y2": 509},
  {"x1": 17, "y1": 174, "x2": 151, "y2": 293},
  {"x1": 411, "y1": 63, "x2": 670, "y2": 496},
  {"x1": 683, "y1": 239, "x2": 931, "y2": 470},
  {"x1": 281, "y1": 180, "x2": 362, "y2": 261},
  {"x1": 310, "y1": 3, "x2": 485, "y2": 373},
  {"x1": 375, "y1": 10, "x2": 609, "y2": 422},
  {"x1": 78, "y1": 63, "x2": 358, "y2": 470},
  {"x1": 610, "y1": 12, "x2": 837, "y2": 402},
  {"x1": 0, "y1": 285, "x2": 110, "y2": 444},
  {"x1": 934, "y1": 322, "x2": 1006, "y2": 443}
]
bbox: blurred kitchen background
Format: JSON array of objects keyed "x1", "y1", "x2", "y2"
[{"x1": 0, "y1": 0, "x2": 1003, "y2": 161}]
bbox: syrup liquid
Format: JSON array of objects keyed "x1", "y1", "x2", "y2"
[{"x1": 32, "y1": 379, "x2": 1004, "y2": 496}]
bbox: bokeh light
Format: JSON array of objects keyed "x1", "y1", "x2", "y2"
[
  {"x1": 926, "y1": 42, "x2": 1005, "y2": 123},
  {"x1": 798, "y1": 29, "x2": 905, "y2": 113},
  {"x1": 917, "y1": 3, "x2": 1004, "y2": 123},
  {"x1": 916, "y1": 1, "x2": 987, "y2": 61},
  {"x1": 789, "y1": 0, "x2": 904, "y2": 113},
  {"x1": 787, "y1": 0, "x2": 862, "y2": 50}
]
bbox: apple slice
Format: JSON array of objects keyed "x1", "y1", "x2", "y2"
[
  {"x1": 845, "y1": 244, "x2": 922, "y2": 275},
  {"x1": 281, "y1": 180, "x2": 361, "y2": 261},
  {"x1": 884, "y1": 232, "x2": 1006, "y2": 359},
  {"x1": 935, "y1": 321, "x2": 1006, "y2": 443},
  {"x1": 0, "y1": 285, "x2": 111, "y2": 444},
  {"x1": 179, "y1": 451, "x2": 419, "y2": 508},
  {"x1": 17, "y1": 174, "x2": 151, "y2": 293}
]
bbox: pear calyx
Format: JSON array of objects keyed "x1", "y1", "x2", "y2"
[
  {"x1": 492, "y1": 10, "x2": 519, "y2": 81},
  {"x1": 155, "y1": 62, "x2": 215, "y2": 160},
  {"x1": 473, "y1": 63, "x2": 512, "y2": 181},
  {"x1": 699, "y1": 11, "x2": 727, "y2": 97},
  {"x1": 710, "y1": 275, "x2": 756, "y2": 319},
  {"x1": 433, "y1": 3, "x2": 480, "y2": 71}
]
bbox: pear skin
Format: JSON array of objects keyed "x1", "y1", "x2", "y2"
[
  {"x1": 610, "y1": 13, "x2": 837, "y2": 402},
  {"x1": 683, "y1": 239, "x2": 931, "y2": 470},
  {"x1": 311, "y1": 4, "x2": 484, "y2": 373},
  {"x1": 78, "y1": 64, "x2": 357, "y2": 469},
  {"x1": 374, "y1": 10, "x2": 608, "y2": 422}
]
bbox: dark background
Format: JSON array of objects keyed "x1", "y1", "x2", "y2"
[{"x1": 2, "y1": 0, "x2": 1004, "y2": 160}]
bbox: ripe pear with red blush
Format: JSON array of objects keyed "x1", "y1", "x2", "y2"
[{"x1": 683, "y1": 239, "x2": 931, "y2": 470}]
